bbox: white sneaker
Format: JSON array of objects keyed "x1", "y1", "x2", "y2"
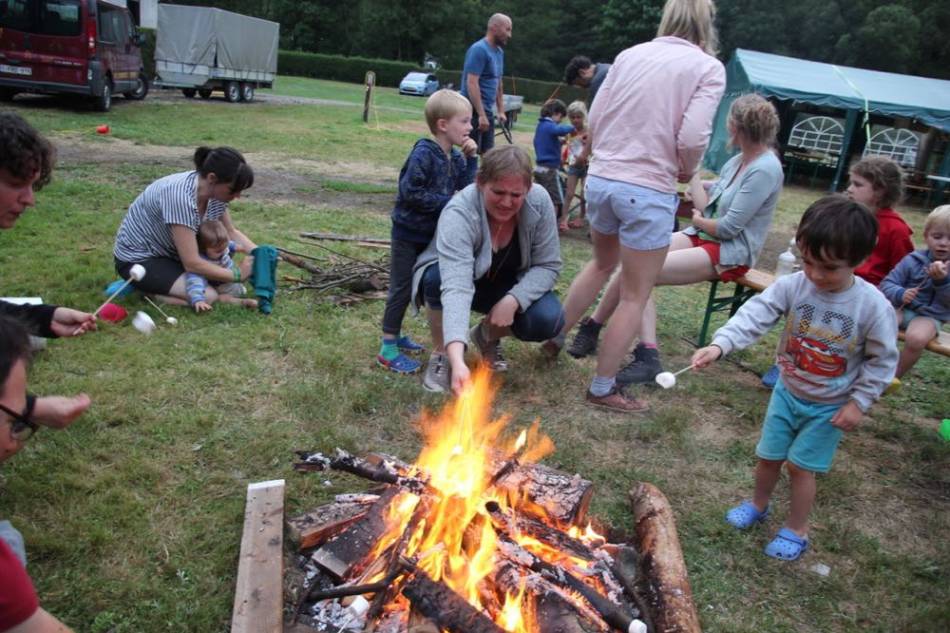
[{"x1": 422, "y1": 352, "x2": 450, "y2": 393}]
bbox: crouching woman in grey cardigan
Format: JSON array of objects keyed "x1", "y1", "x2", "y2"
[{"x1": 412, "y1": 145, "x2": 565, "y2": 394}]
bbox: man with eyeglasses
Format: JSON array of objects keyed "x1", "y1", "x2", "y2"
[{"x1": 1, "y1": 315, "x2": 87, "y2": 633}]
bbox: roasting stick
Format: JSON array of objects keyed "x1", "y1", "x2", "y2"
[{"x1": 73, "y1": 264, "x2": 146, "y2": 334}]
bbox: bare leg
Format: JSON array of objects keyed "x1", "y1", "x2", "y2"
[
  {"x1": 595, "y1": 245, "x2": 668, "y2": 378},
  {"x1": 752, "y1": 458, "x2": 784, "y2": 512},
  {"x1": 217, "y1": 294, "x2": 258, "y2": 309},
  {"x1": 151, "y1": 294, "x2": 188, "y2": 307},
  {"x1": 162, "y1": 273, "x2": 193, "y2": 305},
  {"x1": 428, "y1": 308, "x2": 445, "y2": 353},
  {"x1": 896, "y1": 317, "x2": 937, "y2": 378},
  {"x1": 558, "y1": 229, "x2": 620, "y2": 336},
  {"x1": 785, "y1": 462, "x2": 816, "y2": 537},
  {"x1": 561, "y1": 173, "x2": 579, "y2": 221},
  {"x1": 590, "y1": 232, "x2": 700, "y2": 326}
]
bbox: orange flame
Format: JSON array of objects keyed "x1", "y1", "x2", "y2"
[{"x1": 371, "y1": 366, "x2": 565, "y2": 631}]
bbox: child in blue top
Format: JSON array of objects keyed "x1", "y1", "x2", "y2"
[
  {"x1": 377, "y1": 89, "x2": 478, "y2": 374},
  {"x1": 532, "y1": 99, "x2": 574, "y2": 223},
  {"x1": 692, "y1": 196, "x2": 898, "y2": 561},
  {"x1": 880, "y1": 205, "x2": 950, "y2": 381},
  {"x1": 185, "y1": 220, "x2": 256, "y2": 312}
]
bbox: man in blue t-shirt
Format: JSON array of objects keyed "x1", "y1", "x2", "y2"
[{"x1": 460, "y1": 13, "x2": 511, "y2": 173}]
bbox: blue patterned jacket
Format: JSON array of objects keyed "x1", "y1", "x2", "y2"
[{"x1": 391, "y1": 139, "x2": 473, "y2": 244}]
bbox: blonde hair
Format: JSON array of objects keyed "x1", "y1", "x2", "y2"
[
  {"x1": 424, "y1": 89, "x2": 472, "y2": 135},
  {"x1": 657, "y1": 0, "x2": 719, "y2": 56},
  {"x1": 925, "y1": 205, "x2": 950, "y2": 236},
  {"x1": 849, "y1": 155, "x2": 904, "y2": 209},
  {"x1": 729, "y1": 94, "x2": 779, "y2": 146},
  {"x1": 477, "y1": 145, "x2": 533, "y2": 188},
  {"x1": 566, "y1": 100, "x2": 588, "y2": 123}
]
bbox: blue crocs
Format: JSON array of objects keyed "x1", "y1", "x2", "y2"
[
  {"x1": 396, "y1": 335, "x2": 425, "y2": 355},
  {"x1": 725, "y1": 501, "x2": 769, "y2": 529},
  {"x1": 761, "y1": 364, "x2": 779, "y2": 389},
  {"x1": 764, "y1": 527, "x2": 809, "y2": 561},
  {"x1": 377, "y1": 353, "x2": 421, "y2": 375}
]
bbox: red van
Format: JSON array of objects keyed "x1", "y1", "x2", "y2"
[{"x1": 0, "y1": 0, "x2": 148, "y2": 111}]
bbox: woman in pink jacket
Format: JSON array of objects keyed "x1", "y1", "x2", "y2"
[{"x1": 547, "y1": 0, "x2": 725, "y2": 412}]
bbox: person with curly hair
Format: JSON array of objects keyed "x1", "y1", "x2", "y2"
[{"x1": 0, "y1": 112, "x2": 96, "y2": 338}]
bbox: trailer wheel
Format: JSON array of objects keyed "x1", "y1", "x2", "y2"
[
  {"x1": 224, "y1": 81, "x2": 241, "y2": 103},
  {"x1": 239, "y1": 83, "x2": 254, "y2": 102},
  {"x1": 125, "y1": 73, "x2": 149, "y2": 100},
  {"x1": 182, "y1": 88, "x2": 197, "y2": 98},
  {"x1": 93, "y1": 80, "x2": 112, "y2": 112},
  {"x1": 198, "y1": 88, "x2": 213, "y2": 99}
]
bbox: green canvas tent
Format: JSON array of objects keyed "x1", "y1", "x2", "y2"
[{"x1": 704, "y1": 49, "x2": 950, "y2": 192}]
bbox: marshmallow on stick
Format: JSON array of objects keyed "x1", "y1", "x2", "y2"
[
  {"x1": 132, "y1": 311, "x2": 156, "y2": 335},
  {"x1": 655, "y1": 365, "x2": 695, "y2": 389},
  {"x1": 73, "y1": 265, "x2": 146, "y2": 335}
]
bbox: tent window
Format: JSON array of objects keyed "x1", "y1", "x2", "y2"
[
  {"x1": 863, "y1": 127, "x2": 920, "y2": 168},
  {"x1": 788, "y1": 116, "x2": 845, "y2": 158}
]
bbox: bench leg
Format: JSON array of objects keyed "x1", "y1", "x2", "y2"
[{"x1": 697, "y1": 280, "x2": 720, "y2": 347}]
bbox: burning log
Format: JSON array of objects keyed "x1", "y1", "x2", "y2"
[
  {"x1": 494, "y1": 563, "x2": 609, "y2": 633},
  {"x1": 485, "y1": 500, "x2": 596, "y2": 562},
  {"x1": 311, "y1": 487, "x2": 401, "y2": 580},
  {"x1": 402, "y1": 569, "x2": 506, "y2": 633},
  {"x1": 294, "y1": 449, "x2": 428, "y2": 494},
  {"x1": 495, "y1": 536, "x2": 645, "y2": 633},
  {"x1": 630, "y1": 483, "x2": 700, "y2": 633},
  {"x1": 286, "y1": 501, "x2": 369, "y2": 551},
  {"x1": 491, "y1": 460, "x2": 594, "y2": 526}
]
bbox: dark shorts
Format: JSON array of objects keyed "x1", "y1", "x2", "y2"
[
  {"x1": 115, "y1": 256, "x2": 184, "y2": 295},
  {"x1": 421, "y1": 263, "x2": 565, "y2": 342},
  {"x1": 533, "y1": 167, "x2": 563, "y2": 211},
  {"x1": 686, "y1": 234, "x2": 750, "y2": 282},
  {"x1": 567, "y1": 164, "x2": 588, "y2": 178}
]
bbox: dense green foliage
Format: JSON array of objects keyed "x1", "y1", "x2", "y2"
[{"x1": 167, "y1": 0, "x2": 950, "y2": 81}]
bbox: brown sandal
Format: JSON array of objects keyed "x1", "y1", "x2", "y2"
[{"x1": 585, "y1": 386, "x2": 649, "y2": 413}]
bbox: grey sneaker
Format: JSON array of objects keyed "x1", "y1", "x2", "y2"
[
  {"x1": 422, "y1": 352, "x2": 450, "y2": 393},
  {"x1": 470, "y1": 323, "x2": 509, "y2": 372},
  {"x1": 567, "y1": 317, "x2": 601, "y2": 358},
  {"x1": 616, "y1": 344, "x2": 663, "y2": 386}
]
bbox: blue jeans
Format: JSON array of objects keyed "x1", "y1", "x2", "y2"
[{"x1": 422, "y1": 263, "x2": 564, "y2": 342}]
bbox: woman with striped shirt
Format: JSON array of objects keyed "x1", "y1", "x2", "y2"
[{"x1": 113, "y1": 147, "x2": 256, "y2": 303}]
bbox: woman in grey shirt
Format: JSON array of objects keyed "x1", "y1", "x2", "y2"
[
  {"x1": 567, "y1": 94, "x2": 784, "y2": 384},
  {"x1": 413, "y1": 145, "x2": 564, "y2": 394}
]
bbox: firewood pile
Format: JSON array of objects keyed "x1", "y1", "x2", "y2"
[
  {"x1": 283, "y1": 371, "x2": 700, "y2": 633},
  {"x1": 278, "y1": 241, "x2": 390, "y2": 305}
]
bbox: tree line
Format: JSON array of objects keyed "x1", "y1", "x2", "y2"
[{"x1": 172, "y1": 1, "x2": 950, "y2": 81}]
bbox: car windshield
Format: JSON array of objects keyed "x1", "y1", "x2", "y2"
[
  {"x1": 0, "y1": 0, "x2": 82, "y2": 36},
  {"x1": 404, "y1": 73, "x2": 428, "y2": 82}
]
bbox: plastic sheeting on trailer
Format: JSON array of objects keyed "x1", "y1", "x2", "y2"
[
  {"x1": 155, "y1": 4, "x2": 278, "y2": 85},
  {"x1": 704, "y1": 49, "x2": 950, "y2": 189}
]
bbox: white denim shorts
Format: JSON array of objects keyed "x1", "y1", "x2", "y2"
[{"x1": 585, "y1": 175, "x2": 677, "y2": 250}]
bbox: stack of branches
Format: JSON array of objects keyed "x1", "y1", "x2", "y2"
[{"x1": 278, "y1": 234, "x2": 391, "y2": 304}]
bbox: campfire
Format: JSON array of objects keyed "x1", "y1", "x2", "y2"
[{"x1": 287, "y1": 368, "x2": 698, "y2": 633}]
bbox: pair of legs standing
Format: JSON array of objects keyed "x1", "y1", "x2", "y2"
[{"x1": 555, "y1": 176, "x2": 677, "y2": 411}]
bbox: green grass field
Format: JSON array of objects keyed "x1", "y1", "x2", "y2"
[{"x1": 0, "y1": 78, "x2": 947, "y2": 633}]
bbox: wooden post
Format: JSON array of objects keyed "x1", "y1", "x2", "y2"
[
  {"x1": 363, "y1": 71, "x2": 376, "y2": 123},
  {"x1": 231, "y1": 479, "x2": 285, "y2": 633}
]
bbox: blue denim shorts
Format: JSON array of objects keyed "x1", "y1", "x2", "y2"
[
  {"x1": 585, "y1": 175, "x2": 677, "y2": 250},
  {"x1": 756, "y1": 380, "x2": 845, "y2": 473},
  {"x1": 899, "y1": 308, "x2": 943, "y2": 334}
]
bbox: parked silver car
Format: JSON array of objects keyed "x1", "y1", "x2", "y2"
[{"x1": 399, "y1": 72, "x2": 439, "y2": 96}]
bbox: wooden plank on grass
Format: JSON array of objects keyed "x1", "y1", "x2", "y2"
[{"x1": 231, "y1": 479, "x2": 285, "y2": 633}]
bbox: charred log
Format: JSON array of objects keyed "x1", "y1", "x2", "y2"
[
  {"x1": 490, "y1": 460, "x2": 594, "y2": 526},
  {"x1": 402, "y1": 570, "x2": 506, "y2": 633},
  {"x1": 294, "y1": 449, "x2": 428, "y2": 494},
  {"x1": 311, "y1": 487, "x2": 400, "y2": 580},
  {"x1": 485, "y1": 500, "x2": 596, "y2": 562},
  {"x1": 286, "y1": 501, "x2": 369, "y2": 551}
]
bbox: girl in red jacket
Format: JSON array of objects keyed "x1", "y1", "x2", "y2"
[{"x1": 847, "y1": 156, "x2": 913, "y2": 286}]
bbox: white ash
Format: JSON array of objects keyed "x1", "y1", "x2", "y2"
[{"x1": 334, "y1": 493, "x2": 380, "y2": 504}]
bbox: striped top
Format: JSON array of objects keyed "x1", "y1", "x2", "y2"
[{"x1": 113, "y1": 171, "x2": 228, "y2": 263}]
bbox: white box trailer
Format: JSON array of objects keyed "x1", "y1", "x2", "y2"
[{"x1": 155, "y1": 3, "x2": 278, "y2": 102}]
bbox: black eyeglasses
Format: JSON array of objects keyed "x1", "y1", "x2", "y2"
[{"x1": 0, "y1": 395, "x2": 38, "y2": 442}]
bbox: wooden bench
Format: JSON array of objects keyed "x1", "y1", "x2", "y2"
[{"x1": 697, "y1": 270, "x2": 950, "y2": 357}]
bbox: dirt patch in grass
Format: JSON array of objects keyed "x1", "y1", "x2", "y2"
[{"x1": 52, "y1": 134, "x2": 398, "y2": 214}]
